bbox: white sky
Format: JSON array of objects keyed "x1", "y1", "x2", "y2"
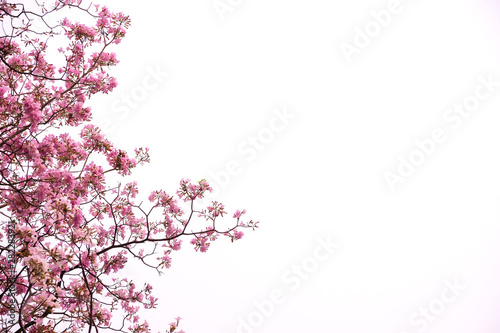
[{"x1": 84, "y1": 0, "x2": 500, "y2": 332}]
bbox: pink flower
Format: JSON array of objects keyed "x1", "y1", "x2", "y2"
[{"x1": 233, "y1": 209, "x2": 246, "y2": 218}]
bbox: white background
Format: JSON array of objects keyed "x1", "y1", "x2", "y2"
[{"x1": 86, "y1": 0, "x2": 500, "y2": 332}]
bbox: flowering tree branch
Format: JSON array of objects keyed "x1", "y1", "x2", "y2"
[{"x1": 0, "y1": 1, "x2": 258, "y2": 332}]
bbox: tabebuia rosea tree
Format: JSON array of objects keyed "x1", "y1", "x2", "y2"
[{"x1": 0, "y1": 1, "x2": 258, "y2": 332}]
